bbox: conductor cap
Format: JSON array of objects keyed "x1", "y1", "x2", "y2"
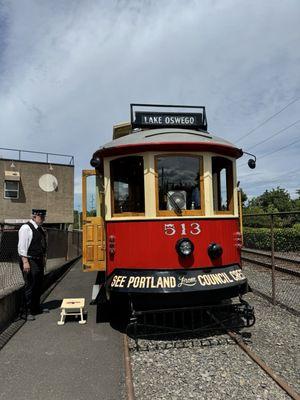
[{"x1": 32, "y1": 209, "x2": 47, "y2": 217}]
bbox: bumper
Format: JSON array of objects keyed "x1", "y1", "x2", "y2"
[{"x1": 106, "y1": 264, "x2": 248, "y2": 296}]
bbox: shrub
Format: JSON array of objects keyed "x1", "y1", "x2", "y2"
[{"x1": 243, "y1": 227, "x2": 300, "y2": 252}]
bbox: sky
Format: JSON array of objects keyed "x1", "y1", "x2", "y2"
[{"x1": 0, "y1": 0, "x2": 299, "y2": 209}]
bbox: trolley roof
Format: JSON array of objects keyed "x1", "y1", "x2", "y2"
[
  {"x1": 92, "y1": 104, "x2": 243, "y2": 161},
  {"x1": 93, "y1": 127, "x2": 243, "y2": 160}
]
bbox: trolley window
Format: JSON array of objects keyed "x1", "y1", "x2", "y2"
[
  {"x1": 110, "y1": 156, "x2": 145, "y2": 216},
  {"x1": 212, "y1": 156, "x2": 233, "y2": 213},
  {"x1": 156, "y1": 155, "x2": 204, "y2": 216}
]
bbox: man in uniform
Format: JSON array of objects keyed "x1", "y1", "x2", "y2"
[{"x1": 18, "y1": 209, "x2": 48, "y2": 320}]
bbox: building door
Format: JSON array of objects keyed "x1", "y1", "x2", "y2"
[{"x1": 82, "y1": 170, "x2": 106, "y2": 271}]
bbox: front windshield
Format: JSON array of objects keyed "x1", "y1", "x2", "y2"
[{"x1": 157, "y1": 155, "x2": 203, "y2": 213}]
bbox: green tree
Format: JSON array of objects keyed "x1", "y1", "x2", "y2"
[
  {"x1": 243, "y1": 187, "x2": 300, "y2": 227},
  {"x1": 249, "y1": 187, "x2": 292, "y2": 212}
]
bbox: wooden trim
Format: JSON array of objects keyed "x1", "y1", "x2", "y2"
[
  {"x1": 227, "y1": 161, "x2": 234, "y2": 213},
  {"x1": 238, "y1": 190, "x2": 243, "y2": 236},
  {"x1": 213, "y1": 210, "x2": 233, "y2": 215},
  {"x1": 82, "y1": 169, "x2": 96, "y2": 220},
  {"x1": 106, "y1": 215, "x2": 239, "y2": 222},
  {"x1": 112, "y1": 212, "x2": 145, "y2": 217},
  {"x1": 109, "y1": 156, "x2": 146, "y2": 218},
  {"x1": 154, "y1": 154, "x2": 205, "y2": 217},
  {"x1": 156, "y1": 210, "x2": 205, "y2": 217},
  {"x1": 212, "y1": 156, "x2": 234, "y2": 215}
]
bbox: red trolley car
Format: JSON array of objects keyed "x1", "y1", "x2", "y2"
[{"x1": 82, "y1": 104, "x2": 255, "y2": 327}]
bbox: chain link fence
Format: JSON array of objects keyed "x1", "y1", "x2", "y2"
[
  {"x1": 242, "y1": 211, "x2": 300, "y2": 314},
  {"x1": 0, "y1": 226, "x2": 82, "y2": 300}
]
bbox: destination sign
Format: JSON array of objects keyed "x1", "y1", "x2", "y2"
[{"x1": 134, "y1": 111, "x2": 204, "y2": 130}]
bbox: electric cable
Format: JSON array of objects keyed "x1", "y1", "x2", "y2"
[
  {"x1": 259, "y1": 137, "x2": 300, "y2": 160},
  {"x1": 235, "y1": 97, "x2": 300, "y2": 143},
  {"x1": 239, "y1": 167, "x2": 300, "y2": 182},
  {"x1": 247, "y1": 119, "x2": 300, "y2": 150},
  {"x1": 238, "y1": 135, "x2": 300, "y2": 168}
]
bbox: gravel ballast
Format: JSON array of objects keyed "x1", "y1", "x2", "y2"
[{"x1": 129, "y1": 293, "x2": 299, "y2": 400}]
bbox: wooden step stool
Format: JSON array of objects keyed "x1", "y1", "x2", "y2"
[{"x1": 57, "y1": 298, "x2": 86, "y2": 325}]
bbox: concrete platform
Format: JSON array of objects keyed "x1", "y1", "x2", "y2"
[{"x1": 0, "y1": 259, "x2": 125, "y2": 400}]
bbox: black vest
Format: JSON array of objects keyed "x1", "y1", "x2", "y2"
[{"x1": 27, "y1": 222, "x2": 47, "y2": 258}]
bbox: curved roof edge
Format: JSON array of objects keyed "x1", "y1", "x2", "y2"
[
  {"x1": 93, "y1": 128, "x2": 243, "y2": 160},
  {"x1": 94, "y1": 141, "x2": 243, "y2": 159}
]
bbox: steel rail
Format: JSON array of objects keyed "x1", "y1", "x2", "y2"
[
  {"x1": 207, "y1": 312, "x2": 300, "y2": 400},
  {"x1": 242, "y1": 248, "x2": 300, "y2": 265},
  {"x1": 123, "y1": 334, "x2": 136, "y2": 400},
  {"x1": 241, "y1": 256, "x2": 300, "y2": 278}
]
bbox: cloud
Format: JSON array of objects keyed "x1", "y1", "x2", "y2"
[{"x1": 0, "y1": 0, "x2": 299, "y2": 202}]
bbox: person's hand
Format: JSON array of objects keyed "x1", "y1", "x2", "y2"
[{"x1": 23, "y1": 261, "x2": 30, "y2": 273}]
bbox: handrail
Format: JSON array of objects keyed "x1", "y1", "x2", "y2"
[{"x1": 0, "y1": 147, "x2": 74, "y2": 165}]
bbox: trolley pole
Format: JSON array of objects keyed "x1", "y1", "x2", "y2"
[{"x1": 271, "y1": 214, "x2": 276, "y2": 305}]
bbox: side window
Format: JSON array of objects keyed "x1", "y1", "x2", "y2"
[
  {"x1": 212, "y1": 157, "x2": 233, "y2": 213},
  {"x1": 110, "y1": 156, "x2": 145, "y2": 215},
  {"x1": 4, "y1": 181, "x2": 19, "y2": 199},
  {"x1": 156, "y1": 155, "x2": 204, "y2": 215}
]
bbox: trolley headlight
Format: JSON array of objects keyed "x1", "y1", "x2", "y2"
[
  {"x1": 90, "y1": 157, "x2": 101, "y2": 168},
  {"x1": 207, "y1": 242, "x2": 223, "y2": 260},
  {"x1": 176, "y1": 238, "x2": 194, "y2": 257}
]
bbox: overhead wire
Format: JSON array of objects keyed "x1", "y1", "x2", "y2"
[
  {"x1": 259, "y1": 137, "x2": 300, "y2": 160},
  {"x1": 235, "y1": 97, "x2": 300, "y2": 143},
  {"x1": 246, "y1": 119, "x2": 300, "y2": 150},
  {"x1": 239, "y1": 167, "x2": 300, "y2": 182},
  {"x1": 238, "y1": 134, "x2": 300, "y2": 168}
]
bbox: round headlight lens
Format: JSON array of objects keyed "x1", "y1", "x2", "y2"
[{"x1": 176, "y1": 238, "x2": 194, "y2": 257}]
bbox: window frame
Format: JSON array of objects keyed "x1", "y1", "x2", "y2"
[
  {"x1": 212, "y1": 156, "x2": 234, "y2": 215},
  {"x1": 4, "y1": 180, "x2": 19, "y2": 199},
  {"x1": 155, "y1": 153, "x2": 205, "y2": 217},
  {"x1": 110, "y1": 155, "x2": 145, "y2": 217}
]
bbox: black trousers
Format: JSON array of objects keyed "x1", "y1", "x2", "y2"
[{"x1": 22, "y1": 258, "x2": 45, "y2": 314}]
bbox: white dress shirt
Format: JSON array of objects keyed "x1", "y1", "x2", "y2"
[{"x1": 18, "y1": 219, "x2": 39, "y2": 257}]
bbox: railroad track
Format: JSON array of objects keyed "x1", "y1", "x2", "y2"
[
  {"x1": 125, "y1": 307, "x2": 300, "y2": 400},
  {"x1": 241, "y1": 248, "x2": 300, "y2": 277},
  {"x1": 208, "y1": 313, "x2": 300, "y2": 400}
]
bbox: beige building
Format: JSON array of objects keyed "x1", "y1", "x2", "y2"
[{"x1": 0, "y1": 149, "x2": 74, "y2": 227}]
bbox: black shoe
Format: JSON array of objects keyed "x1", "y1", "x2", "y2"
[{"x1": 27, "y1": 314, "x2": 35, "y2": 321}]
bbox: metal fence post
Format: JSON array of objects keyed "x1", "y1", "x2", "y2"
[{"x1": 271, "y1": 214, "x2": 276, "y2": 305}]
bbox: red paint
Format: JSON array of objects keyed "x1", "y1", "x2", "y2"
[
  {"x1": 106, "y1": 219, "x2": 241, "y2": 276},
  {"x1": 94, "y1": 141, "x2": 243, "y2": 159}
]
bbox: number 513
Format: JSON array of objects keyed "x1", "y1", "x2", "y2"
[{"x1": 164, "y1": 223, "x2": 201, "y2": 236}]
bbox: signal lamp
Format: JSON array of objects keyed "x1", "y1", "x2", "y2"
[
  {"x1": 208, "y1": 242, "x2": 223, "y2": 260},
  {"x1": 243, "y1": 151, "x2": 257, "y2": 169},
  {"x1": 248, "y1": 159, "x2": 256, "y2": 169},
  {"x1": 90, "y1": 157, "x2": 101, "y2": 168},
  {"x1": 176, "y1": 238, "x2": 194, "y2": 257}
]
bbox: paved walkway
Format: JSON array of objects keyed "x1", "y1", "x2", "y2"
[{"x1": 0, "y1": 259, "x2": 125, "y2": 400}]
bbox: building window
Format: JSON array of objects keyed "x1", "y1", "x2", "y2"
[
  {"x1": 110, "y1": 156, "x2": 145, "y2": 215},
  {"x1": 4, "y1": 181, "x2": 19, "y2": 199},
  {"x1": 156, "y1": 155, "x2": 204, "y2": 215},
  {"x1": 212, "y1": 157, "x2": 233, "y2": 213}
]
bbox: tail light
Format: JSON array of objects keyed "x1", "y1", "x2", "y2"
[
  {"x1": 109, "y1": 235, "x2": 116, "y2": 255},
  {"x1": 234, "y1": 232, "x2": 243, "y2": 249}
]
